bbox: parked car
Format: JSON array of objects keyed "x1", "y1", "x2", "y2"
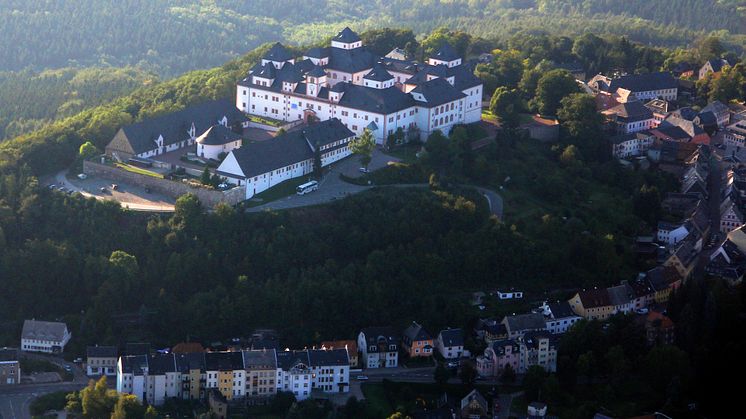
[
  {"x1": 48, "y1": 184, "x2": 56, "y2": 189},
  {"x1": 100, "y1": 187, "x2": 107, "y2": 193},
  {"x1": 635, "y1": 308, "x2": 649, "y2": 315},
  {"x1": 111, "y1": 184, "x2": 119, "y2": 190},
  {"x1": 63, "y1": 365, "x2": 72, "y2": 372},
  {"x1": 77, "y1": 173, "x2": 88, "y2": 180},
  {"x1": 359, "y1": 167, "x2": 370, "y2": 173},
  {"x1": 218, "y1": 183, "x2": 228, "y2": 189},
  {"x1": 356, "y1": 375, "x2": 369, "y2": 381}
]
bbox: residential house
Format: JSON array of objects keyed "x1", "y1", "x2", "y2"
[
  {"x1": 724, "y1": 120, "x2": 746, "y2": 148},
  {"x1": 606, "y1": 284, "x2": 633, "y2": 315},
  {"x1": 625, "y1": 276, "x2": 657, "y2": 310},
  {"x1": 275, "y1": 350, "x2": 312, "y2": 399},
  {"x1": 460, "y1": 389, "x2": 490, "y2": 419},
  {"x1": 357, "y1": 327, "x2": 399, "y2": 368},
  {"x1": 646, "y1": 265, "x2": 683, "y2": 303},
  {"x1": 385, "y1": 47, "x2": 411, "y2": 61},
  {"x1": 216, "y1": 118, "x2": 355, "y2": 199},
  {"x1": 175, "y1": 352, "x2": 206, "y2": 400},
  {"x1": 589, "y1": 72, "x2": 677, "y2": 101},
  {"x1": 21, "y1": 320, "x2": 71, "y2": 354},
  {"x1": 0, "y1": 348, "x2": 20, "y2": 385},
  {"x1": 86, "y1": 345, "x2": 118, "y2": 376},
  {"x1": 720, "y1": 196, "x2": 744, "y2": 234},
  {"x1": 657, "y1": 221, "x2": 691, "y2": 246},
  {"x1": 474, "y1": 318, "x2": 508, "y2": 344},
  {"x1": 476, "y1": 339, "x2": 519, "y2": 378},
  {"x1": 706, "y1": 225, "x2": 746, "y2": 284},
  {"x1": 644, "y1": 98, "x2": 671, "y2": 124},
  {"x1": 208, "y1": 389, "x2": 228, "y2": 419},
  {"x1": 320, "y1": 340, "x2": 358, "y2": 368},
  {"x1": 645, "y1": 311, "x2": 675, "y2": 346},
  {"x1": 105, "y1": 99, "x2": 248, "y2": 161},
  {"x1": 528, "y1": 402, "x2": 548, "y2": 418},
  {"x1": 519, "y1": 331, "x2": 557, "y2": 373},
  {"x1": 602, "y1": 100, "x2": 656, "y2": 134},
  {"x1": 402, "y1": 322, "x2": 434, "y2": 358},
  {"x1": 501, "y1": 313, "x2": 547, "y2": 339},
  {"x1": 117, "y1": 354, "x2": 148, "y2": 402},
  {"x1": 664, "y1": 235, "x2": 701, "y2": 281},
  {"x1": 205, "y1": 351, "x2": 245, "y2": 401},
  {"x1": 568, "y1": 289, "x2": 614, "y2": 321},
  {"x1": 538, "y1": 302, "x2": 582, "y2": 334},
  {"x1": 435, "y1": 328, "x2": 467, "y2": 359},
  {"x1": 242, "y1": 349, "x2": 277, "y2": 398},
  {"x1": 237, "y1": 28, "x2": 483, "y2": 144},
  {"x1": 308, "y1": 348, "x2": 350, "y2": 394},
  {"x1": 145, "y1": 353, "x2": 181, "y2": 406},
  {"x1": 611, "y1": 131, "x2": 655, "y2": 159},
  {"x1": 702, "y1": 101, "x2": 731, "y2": 128},
  {"x1": 699, "y1": 58, "x2": 730, "y2": 80}
]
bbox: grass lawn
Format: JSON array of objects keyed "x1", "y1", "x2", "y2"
[
  {"x1": 248, "y1": 114, "x2": 283, "y2": 127},
  {"x1": 361, "y1": 383, "x2": 394, "y2": 417},
  {"x1": 385, "y1": 144, "x2": 422, "y2": 163},
  {"x1": 113, "y1": 162, "x2": 164, "y2": 178},
  {"x1": 243, "y1": 176, "x2": 313, "y2": 208}
]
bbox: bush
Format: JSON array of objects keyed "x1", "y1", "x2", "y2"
[{"x1": 30, "y1": 391, "x2": 68, "y2": 416}]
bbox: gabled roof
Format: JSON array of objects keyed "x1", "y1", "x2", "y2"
[
  {"x1": 148, "y1": 353, "x2": 177, "y2": 374},
  {"x1": 360, "y1": 327, "x2": 399, "y2": 346},
  {"x1": 21, "y1": 320, "x2": 68, "y2": 342},
  {"x1": 195, "y1": 124, "x2": 242, "y2": 146},
  {"x1": 607, "y1": 72, "x2": 677, "y2": 93},
  {"x1": 607, "y1": 284, "x2": 632, "y2": 307},
  {"x1": 0, "y1": 348, "x2": 19, "y2": 362},
  {"x1": 276, "y1": 350, "x2": 310, "y2": 371},
  {"x1": 87, "y1": 346, "x2": 117, "y2": 358},
  {"x1": 438, "y1": 328, "x2": 464, "y2": 347},
  {"x1": 604, "y1": 100, "x2": 654, "y2": 122},
  {"x1": 576, "y1": 289, "x2": 611, "y2": 309},
  {"x1": 242, "y1": 349, "x2": 277, "y2": 370},
  {"x1": 265, "y1": 43, "x2": 294, "y2": 62},
  {"x1": 205, "y1": 351, "x2": 244, "y2": 371},
  {"x1": 410, "y1": 77, "x2": 466, "y2": 108},
  {"x1": 175, "y1": 352, "x2": 206, "y2": 372},
  {"x1": 430, "y1": 43, "x2": 460, "y2": 62},
  {"x1": 333, "y1": 27, "x2": 361, "y2": 43},
  {"x1": 308, "y1": 348, "x2": 349, "y2": 367},
  {"x1": 120, "y1": 354, "x2": 148, "y2": 375},
  {"x1": 403, "y1": 322, "x2": 432, "y2": 342},
  {"x1": 115, "y1": 100, "x2": 248, "y2": 155},
  {"x1": 307, "y1": 65, "x2": 327, "y2": 77},
  {"x1": 704, "y1": 58, "x2": 729, "y2": 73},
  {"x1": 364, "y1": 64, "x2": 394, "y2": 82},
  {"x1": 304, "y1": 47, "x2": 330, "y2": 59},
  {"x1": 503, "y1": 313, "x2": 546, "y2": 333},
  {"x1": 337, "y1": 84, "x2": 416, "y2": 114},
  {"x1": 521, "y1": 330, "x2": 554, "y2": 349},
  {"x1": 547, "y1": 302, "x2": 578, "y2": 319}
]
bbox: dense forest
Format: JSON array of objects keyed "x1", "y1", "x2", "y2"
[
  {"x1": 0, "y1": 67, "x2": 155, "y2": 140},
  {"x1": 0, "y1": 0, "x2": 743, "y2": 77}
]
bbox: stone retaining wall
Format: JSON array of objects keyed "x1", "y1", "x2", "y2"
[{"x1": 84, "y1": 160, "x2": 246, "y2": 208}]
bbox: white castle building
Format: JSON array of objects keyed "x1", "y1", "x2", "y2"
[{"x1": 236, "y1": 27, "x2": 483, "y2": 144}]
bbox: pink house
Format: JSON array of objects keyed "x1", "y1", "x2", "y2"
[{"x1": 476, "y1": 339, "x2": 520, "y2": 377}]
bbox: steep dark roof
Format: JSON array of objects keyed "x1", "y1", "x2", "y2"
[
  {"x1": 577, "y1": 289, "x2": 611, "y2": 308},
  {"x1": 222, "y1": 118, "x2": 353, "y2": 179},
  {"x1": 265, "y1": 43, "x2": 294, "y2": 62},
  {"x1": 403, "y1": 322, "x2": 432, "y2": 342},
  {"x1": 195, "y1": 124, "x2": 242, "y2": 146},
  {"x1": 87, "y1": 346, "x2": 118, "y2": 358},
  {"x1": 116, "y1": 100, "x2": 248, "y2": 155},
  {"x1": 410, "y1": 77, "x2": 466, "y2": 108},
  {"x1": 438, "y1": 328, "x2": 464, "y2": 347},
  {"x1": 305, "y1": 47, "x2": 330, "y2": 59},
  {"x1": 307, "y1": 65, "x2": 327, "y2": 77},
  {"x1": 364, "y1": 64, "x2": 394, "y2": 82},
  {"x1": 705, "y1": 58, "x2": 729, "y2": 73},
  {"x1": 360, "y1": 327, "x2": 399, "y2": 346},
  {"x1": 0, "y1": 348, "x2": 19, "y2": 362},
  {"x1": 205, "y1": 351, "x2": 244, "y2": 371},
  {"x1": 326, "y1": 47, "x2": 378, "y2": 73},
  {"x1": 547, "y1": 302, "x2": 577, "y2": 319},
  {"x1": 607, "y1": 72, "x2": 677, "y2": 93},
  {"x1": 175, "y1": 352, "x2": 206, "y2": 372},
  {"x1": 333, "y1": 27, "x2": 361, "y2": 43},
  {"x1": 308, "y1": 349, "x2": 349, "y2": 367},
  {"x1": 337, "y1": 84, "x2": 416, "y2": 114},
  {"x1": 503, "y1": 313, "x2": 546, "y2": 333},
  {"x1": 606, "y1": 100, "x2": 654, "y2": 122},
  {"x1": 607, "y1": 284, "x2": 632, "y2": 307},
  {"x1": 120, "y1": 355, "x2": 148, "y2": 375},
  {"x1": 148, "y1": 353, "x2": 177, "y2": 374},
  {"x1": 276, "y1": 350, "x2": 310, "y2": 371},
  {"x1": 242, "y1": 349, "x2": 277, "y2": 370},
  {"x1": 431, "y1": 43, "x2": 460, "y2": 62}
]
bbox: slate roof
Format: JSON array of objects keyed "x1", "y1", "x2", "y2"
[
  {"x1": 660, "y1": 113, "x2": 706, "y2": 138},
  {"x1": 175, "y1": 352, "x2": 206, "y2": 372},
  {"x1": 364, "y1": 64, "x2": 395, "y2": 82},
  {"x1": 242, "y1": 349, "x2": 277, "y2": 370},
  {"x1": 605, "y1": 100, "x2": 654, "y2": 122},
  {"x1": 148, "y1": 353, "x2": 177, "y2": 374},
  {"x1": 21, "y1": 320, "x2": 68, "y2": 342},
  {"x1": 220, "y1": 118, "x2": 352, "y2": 179},
  {"x1": 265, "y1": 43, "x2": 294, "y2": 62},
  {"x1": 333, "y1": 27, "x2": 361, "y2": 43},
  {"x1": 360, "y1": 327, "x2": 399, "y2": 348},
  {"x1": 491, "y1": 339, "x2": 519, "y2": 355},
  {"x1": 326, "y1": 47, "x2": 378, "y2": 73},
  {"x1": 607, "y1": 72, "x2": 677, "y2": 93},
  {"x1": 411, "y1": 77, "x2": 466, "y2": 108},
  {"x1": 115, "y1": 100, "x2": 248, "y2": 155},
  {"x1": 0, "y1": 348, "x2": 19, "y2": 362},
  {"x1": 705, "y1": 58, "x2": 729, "y2": 73},
  {"x1": 87, "y1": 346, "x2": 118, "y2": 358},
  {"x1": 304, "y1": 47, "x2": 330, "y2": 59},
  {"x1": 308, "y1": 348, "x2": 349, "y2": 367},
  {"x1": 438, "y1": 328, "x2": 464, "y2": 347},
  {"x1": 504, "y1": 313, "x2": 546, "y2": 333},
  {"x1": 651, "y1": 125, "x2": 691, "y2": 141},
  {"x1": 276, "y1": 350, "x2": 310, "y2": 371},
  {"x1": 607, "y1": 284, "x2": 632, "y2": 307},
  {"x1": 307, "y1": 65, "x2": 327, "y2": 77},
  {"x1": 521, "y1": 331, "x2": 554, "y2": 349},
  {"x1": 577, "y1": 289, "x2": 612, "y2": 309},
  {"x1": 205, "y1": 351, "x2": 244, "y2": 371},
  {"x1": 195, "y1": 124, "x2": 242, "y2": 146},
  {"x1": 547, "y1": 302, "x2": 578, "y2": 319},
  {"x1": 337, "y1": 84, "x2": 416, "y2": 114},
  {"x1": 403, "y1": 322, "x2": 432, "y2": 342},
  {"x1": 120, "y1": 355, "x2": 148, "y2": 375},
  {"x1": 431, "y1": 43, "x2": 460, "y2": 62}
]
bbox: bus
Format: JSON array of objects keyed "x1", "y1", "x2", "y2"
[{"x1": 296, "y1": 180, "x2": 319, "y2": 195}]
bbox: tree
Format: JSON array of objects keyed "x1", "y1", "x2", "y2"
[
  {"x1": 349, "y1": 129, "x2": 375, "y2": 169},
  {"x1": 422, "y1": 130, "x2": 453, "y2": 173},
  {"x1": 531, "y1": 69, "x2": 579, "y2": 116},
  {"x1": 559, "y1": 145, "x2": 580, "y2": 166},
  {"x1": 557, "y1": 93, "x2": 606, "y2": 160},
  {"x1": 199, "y1": 166, "x2": 211, "y2": 185},
  {"x1": 489, "y1": 87, "x2": 523, "y2": 129},
  {"x1": 500, "y1": 364, "x2": 516, "y2": 383},
  {"x1": 459, "y1": 360, "x2": 478, "y2": 385},
  {"x1": 312, "y1": 143, "x2": 322, "y2": 179},
  {"x1": 523, "y1": 366, "x2": 547, "y2": 401},
  {"x1": 697, "y1": 36, "x2": 725, "y2": 61},
  {"x1": 434, "y1": 362, "x2": 450, "y2": 387},
  {"x1": 78, "y1": 141, "x2": 98, "y2": 160},
  {"x1": 80, "y1": 377, "x2": 117, "y2": 419}
]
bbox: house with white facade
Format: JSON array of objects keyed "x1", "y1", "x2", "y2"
[
  {"x1": 86, "y1": 345, "x2": 118, "y2": 376},
  {"x1": 699, "y1": 58, "x2": 730, "y2": 80},
  {"x1": 21, "y1": 320, "x2": 71, "y2": 354},
  {"x1": 196, "y1": 124, "x2": 243, "y2": 160},
  {"x1": 0, "y1": 348, "x2": 20, "y2": 385},
  {"x1": 657, "y1": 221, "x2": 691, "y2": 246},
  {"x1": 602, "y1": 100, "x2": 657, "y2": 135},
  {"x1": 611, "y1": 131, "x2": 655, "y2": 159},
  {"x1": 105, "y1": 99, "x2": 248, "y2": 161},
  {"x1": 308, "y1": 349, "x2": 350, "y2": 394},
  {"x1": 216, "y1": 118, "x2": 354, "y2": 199},
  {"x1": 357, "y1": 327, "x2": 399, "y2": 369},
  {"x1": 720, "y1": 197, "x2": 744, "y2": 234},
  {"x1": 117, "y1": 354, "x2": 148, "y2": 401},
  {"x1": 236, "y1": 27, "x2": 483, "y2": 145},
  {"x1": 435, "y1": 328, "x2": 468, "y2": 359},
  {"x1": 589, "y1": 72, "x2": 678, "y2": 101},
  {"x1": 276, "y1": 350, "x2": 313, "y2": 399},
  {"x1": 724, "y1": 120, "x2": 746, "y2": 148},
  {"x1": 538, "y1": 302, "x2": 582, "y2": 334}
]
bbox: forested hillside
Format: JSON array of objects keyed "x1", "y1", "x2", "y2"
[
  {"x1": 0, "y1": 0, "x2": 743, "y2": 77},
  {"x1": 0, "y1": 67, "x2": 155, "y2": 140}
]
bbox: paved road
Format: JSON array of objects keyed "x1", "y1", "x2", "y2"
[{"x1": 48, "y1": 171, "x2": 176, "y2": 212}]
